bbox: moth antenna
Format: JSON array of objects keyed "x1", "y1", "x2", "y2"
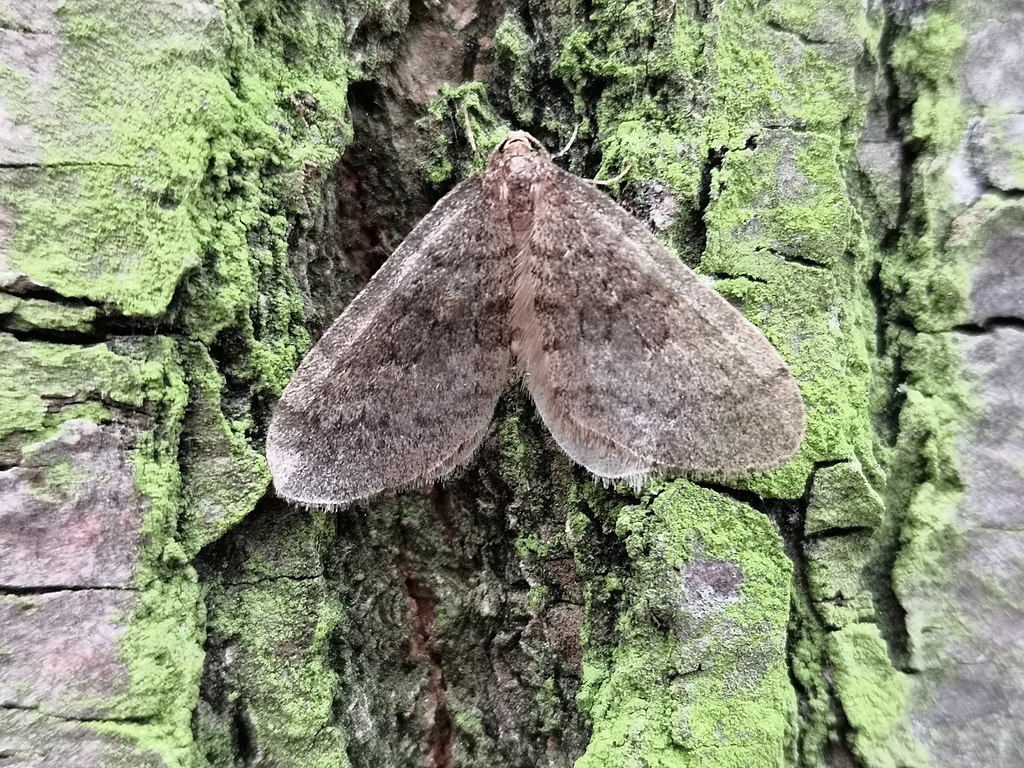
[
  {"x1": 589, "y1": 163, "x2": 633, "y2": 187},
  {"x1": 552, "y1": 123, "x2": 580, "y2": 159},
  {"x1": 462, "y1": 105, "x2": 479, "y2": 154}
]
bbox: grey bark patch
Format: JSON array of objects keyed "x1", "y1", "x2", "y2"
[
  {"x1": 681, "y1": 558, "x2": 742, "y2": 621},
  {"x1": 910, "y1": 528, "x2": 1024, "y2": 768},
  {"x1": 1, "y1": 0, "x2": 64, "y2": 35},
  {"x1": 967, "y1": 114, "x2": 1024, "y2": 192},
  {"x1": 948, "y1": 147, "x2": 983, "y2": 207},
  {"x1": 0, "y1": 26, "x2": 60, "y2": 90},
  {"x1": 965, "y1": 18, "x2": 1024, "y2": 111},
  {"x1": 911, "y1": 658, "x2": 1024, "y2": 768},
  {"x1": 0, "y1": 589, "x2": 137, "y2": 719},
  {"x1": 0, "y1": 200, "x2": 35, "y2": 292},
  {"x1": 0, "y1": 708, "x2": 164, "y2": 768},
  {"x1": 957, "y1": 328, "x2": 1024, "y2": 529},
  {"x1": 0, "y1": 99, "x2": 41, "y2": 167},
  {"x1": 0, "y1": 420, "x2": 145, "y2": 589},
  {"x1": 856, "y1": 139, "x2": 904, "y2": 227},
  {"x1": 967, "y1": 208, "x2": 1024, "y2": 324},
  {"x1": 907, "y1": 329, "x2": 1024, "y2": 766}
]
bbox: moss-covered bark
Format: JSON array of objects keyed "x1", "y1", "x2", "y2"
[{"x1": 1, "y1": 0, "x2": 1013, "y2": 766}]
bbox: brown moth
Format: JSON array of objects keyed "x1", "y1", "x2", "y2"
[{"x1": 267, "y1": 131, "x2": 805, "y2": 506}]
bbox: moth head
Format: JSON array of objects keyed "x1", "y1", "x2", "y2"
[{"x1": 493, "y1": 131, "x2": 549, "y2": 160}]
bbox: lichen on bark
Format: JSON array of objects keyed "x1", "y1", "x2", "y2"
[{"x1": 1, "y1": 0, "x2": 1010, "y2": 766}]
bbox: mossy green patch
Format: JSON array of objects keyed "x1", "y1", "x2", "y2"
[
  {"x1": 891, "y1": 10, "x2": 965, "y2": 151},
  {"x1": 495, "y1": 396, "x2": 547, "y2": 502},
  {"x1": 27, "y1": 458, "x2": 87, "y2": 502},
  {"x1": 493, "y1": 14, "x2": 535, "y2": 125},
  {"x1": 701, "y1": 130, "x2": 876, "y2": 498},
  {"x1": 0, "y1": 296, "x2": 98, "y2": 334},
  {"x1": 13, "y1": 0, "x2": 353, "y2": 757},
  {"x1": 421, "y1": 82, "x2": 508, "y2": 183},
  {"x1": 552, "y1": 0, "x2": 705, "y2": 210},
  {"x1": 0, "y1": 0, "x2": 226, "y2": 316},
  {"x1": 804, "y1": 534, "x2": 875, "y2": 629},
  {"x1": 875, "y1": 3, "x2": 974, "y2": 676},
  {"x1": 177, "y1": 342, "x2": 271, "y2": 558},
  {"x1": 576, "y1": 481, "x2": 793, "y2": 766},
  {"x1": 704, "y1": 0, "x2": 859, "y2": 148},
  {"x1": 208, "y1": 568, "x2": 348, "y2": 767},
  {"x1": 805, "y1": 460, "x2": 884, "y2": 535},
  {"x1": 787, "y1": 585, "x2": 836, "y2": 767},
  {"x1": 0, "y1": 333, "x2": 164, "y2": 446},
  {"x1": 828, "y1": 624, "x2": 927, "y2": 767},
  {"x1": 95, "y1": 337, "x2": 206, "y2": 768},
  {"x1": 178, "y1": 0, "x2": 352, "y2": 398}
]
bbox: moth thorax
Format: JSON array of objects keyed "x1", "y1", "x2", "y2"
[{"x1": 500, "y1": 158, "x2": 538, "y2": 242}]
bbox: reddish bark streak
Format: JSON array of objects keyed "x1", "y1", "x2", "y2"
[{"x1": 397, "y1": 549, "x2": 453, "y2": 768}]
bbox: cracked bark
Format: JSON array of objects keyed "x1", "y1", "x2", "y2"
[{"x1": 0, "y1": 0, "x2": 1018, "y2": 767}]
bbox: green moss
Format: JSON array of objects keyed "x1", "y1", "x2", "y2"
[
  {"x1": 0, "y1": 388, "x2": 44, "y2": 444},
  {"x1": 828, "y1": 625, "x2": 927, "y2": 767},
  {"x1": 177, "y1": 0, "x2": 352, "y2": 398},
  {"x1": 0, "y1": 2, "x2": 354, "y2": 760},
  {"x1": 0, "y1": 0, "x2": 351, "y2": 398},
  {"x1": 805, "y1": 460, "x2": 884, "y2": 535},
  {"x1": 495, "y1": 397, "x2": 546, "y2": 501},
  {"x1": 177, "y1": 342, "x2": 271, "y2": 558},
  {"x1": 493, "y1": 14, "x2": 534, "y2": 124},
  {"x1": 528, "y1": 584, "x2": 551, "y2": 611},
  {"x1": 209, "y1": 569, "x2": 348, "y2": 766},
  {"x1": 577, "y1": 481, "x2": 793, "y2": 766},
  {"x1": 454, "y1": 710, "x2": 487, "y2": 740},
  {"x1": 871, "y1": 3, "x2": 974, "y2": 676},
  {"x1": 0, "y1": 297, "x2": 98, "y2": 334},
  {"x1": 0, "y1": 0, "x2": 223, "y2": 317},
  {"x1": 804, "y1": 534, "x2": 875, "y2": 629},
  {"x1": 704, "y1": 0, "x2": 859, "y2": 149},
  {"x1": 421, "y1": 82, "x2": 507, "y2": 183},
  {"x1": 30, "y1": 458, "x2": 86, "y2": 501},
  {"x1": 701, "y1": 130, "x2": 877, "y2": 497},
  {"x1": 90, "y1": 338, "x2": 206, "y2": 768},
  {"x1": 552, "y1": 0, "x2": 705, "y2": 210},
  {"x1": 891, "y1": 10, "x2": 965, "y2": 151},
  {"x1": 787, "y1": 586, "x2": 836, "y2": 767},
  {"x1": 0, "y1": 333, "x2": 164, "y2": 447}
]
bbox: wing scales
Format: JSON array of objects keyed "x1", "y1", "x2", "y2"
[
  {"x1": 514, "y1": 163, "x2": 805, "y2": 482},
  {"x1": 267, "y1": 177, "x2": 511, "y2": 505}
]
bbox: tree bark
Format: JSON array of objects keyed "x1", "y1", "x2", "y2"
[{"x1": 0, "y1": 0, "x2": 1019, "y2": 767}]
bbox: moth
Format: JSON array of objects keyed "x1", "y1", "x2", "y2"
[{"x1": 267, "y1": 131, "x2": 805, "y2": 506}]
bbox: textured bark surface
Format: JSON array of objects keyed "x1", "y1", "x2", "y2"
[{"x1": 0, "y1": 0, "x2": 1019, "y2": 767}]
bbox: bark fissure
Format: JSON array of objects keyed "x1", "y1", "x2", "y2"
[
  {"x1": 0, "y1": 702, "x2": 151, "y2": 726},
  {"x1": 0, "y1": 584, "x2": 137, "y2": 596},
  {"x1": 778, "y1": 494, "x2": 867, "y2": 768}
]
